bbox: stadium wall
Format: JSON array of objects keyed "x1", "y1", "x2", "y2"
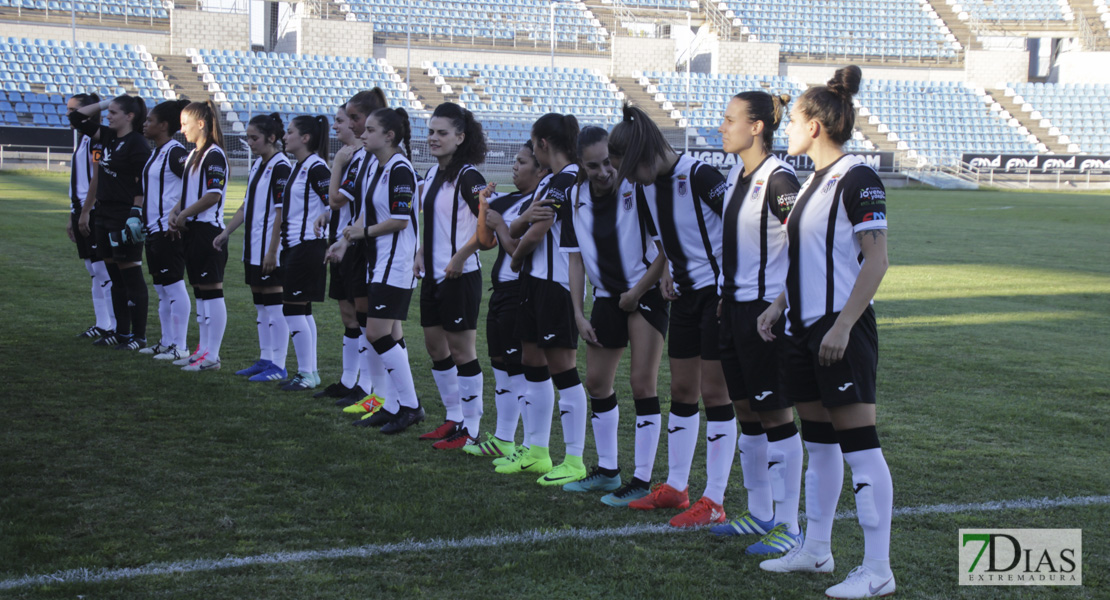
[
  {"x1": 784, "y1": 62, "x2": 965, "y2": 85},
  {"x1": 295, "y1": 16, "x2": 374, "y2": 57},
  {"x1": 1053, "y1": 52, "x2": 1110, "y2": 84},
  {"x1": 966, "y1": 50, "x2": 1029, "y2": 86},
  {"x1": 1, "y1": 21, "x2": 171, "y2": 54},
  {"x1": 713, "y1": 41, "x2": 779, "y2": 77},
  {"x1": 171, "y1": 9, "x2": 249, "y2": 53},
  {"x1": 380, "y1": 45, "x2": 612, "y2": 74},
  {"x1": 613, "y1": 37, "x2": 674, "y2": 77}
]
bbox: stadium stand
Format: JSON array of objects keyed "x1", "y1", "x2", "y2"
[
  {"x1": 0, "y1": 0, "x2": 169, "y2": 25},
  {"x1": 950, "y1": 0, "x2": 1072, "y2": 22},
  {"x1": 1007, "y1": 82, "x2": 1110, "y2": 153}
]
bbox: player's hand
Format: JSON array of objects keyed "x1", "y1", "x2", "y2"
[
  {"x1": 445, "y1": 252, "x2": 465, "y2": 279},
  {"x1": 660, "y1": 272, "x2": 679, "y2": 301},
  {"x1": 756, "y1": 304, "x2": 783, "y2": 342},
  {"x1": 510, "y1": 253, "x2": 524, "y2": 273},
  {"x1": 334, "y1": 145, "x2": 356, "y2": 168},
  {"x1": 262, "y1": 250, "x2": 277, "y2": 274},
  {"x1": 313, "y1": 212, "x2": 329, "y2": 238},
  {"x1": 576, "y1": 314, "x2": 600, "y2": 347},
  {"x1": 478, "y1": 182, "x2": 497, "y2": 206},
  {"x1": 78, "y1": 212, "x2": 91, "y2": 237},
  {"x1": 212, "y1": 231, "x2": 229, "y2": 251},
  {"x1": 484, "y1": 209, "x2": 504, "y2": 231},
  {"x1": 717, "y1": 298, "x2": 722, "y2": 318},
  {"x1": 618, "y1": 289, "x2": 640, "y2": 312},
  {"x1": 66, "y1": 217, "x2": 76, "y2": 243},
  {"x1": 413, "y1": 248, "x2": 425, "y2": 279},
  {"x1": 325, "y1": 239, "x2": 347, "y2": 264},
  {"x1": 520, "y1": 199, "x2": 555, "y2": 223},
  {"x1": 343, "y1": 225, "x2": 365, "y2": 241},
  {"x1": 818, "y1": 322, "x2": 850, "y2": 366},
  {"x1": 173, "y1": 211, "x2": 189, "y2": 233}
]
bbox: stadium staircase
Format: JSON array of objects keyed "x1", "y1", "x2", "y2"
[
  {"x1": 156, "y1": 54, "x2": 212, "y2": 105},
  {"x1": 851, "y1": 110, "x2": 902, "y2": 157},
  {"x1": 926, "y1": 0, "x2": 975, "y2": 51},
  {"x1": 1066, "y1": 0, "x2": 1110, "y2": 49},
  {"x1": 989, "y1": 88, "x2": 1070, "y2": 153},
  {"x1": 397, "y1": 66, "x2": 448, "y2": 111},
  {"x1": 613, "y1": 75, "x2": 681, "y2": 126}
]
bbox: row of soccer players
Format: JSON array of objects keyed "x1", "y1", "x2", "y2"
[{"x1": 65, "y1": 63, "x2": 893, "y2": 599}]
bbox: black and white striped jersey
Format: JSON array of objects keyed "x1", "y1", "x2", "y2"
[
  {"x1": 142, "y1": 139, "x2": 188, "y2": 234},
  {"x1": 280, "y1": 154, "x2": 331, "y2": 249},
  {"x1": 69, "y1": 134, "x2": 95, "y2": 213},
  {"x1": 784, "y1": 154, "x2": 887, "y2": 335},
  {"x1": 330, "y1": 147, "x2": 369, "y2": 240},
  {"x1": 640, "y1": 154, "x2": 727, "y2": 293},
  {"x1": 564, "y1": 179, "x2": 659, "y2": 298},
  {"x1": 363, "y1": 152, "x2": 418, "y2": 289},
  {"x1": 242, "y1": 152, "x2": 292, "y2": 266},
  {"x1": 180, "y1": 145, "x2": 228, "y2": 229},
  {"x1": 420, "y1": 164, "x2": 486, "y2": 283},
  {"x1": 517, "y1": 164, "x2": 579, "y2": 288},
  {"x1": 487, "y1": 189, "x2": 530, "y2": 289},
  {"x1": 720, "y1": 155, "x2": 799, "y2": 303}
]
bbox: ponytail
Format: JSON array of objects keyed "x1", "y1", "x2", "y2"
[
  {"x1": 733, "y1": 91, "x2": 792, "y2": 153},
  {"x1": 532, "y1": 112, "x2": 580, "y2": 163},
  {"x1": 292, "y1": 114, "x2": 330, "y2": 160},
  {"x1": 148, "y1": 98, "x2": 191, "y2": 135},
  {"x1": 431, "y1": 102, "x2": 487, "y2": 180},
  {"x1": 182, "y1": 100, "x2": 224, "y2": 159},
  {"x1": 796, "y1": 65, "x2": 861, "y2": 146},
  {"x1": 608, "y1": 103, "x2": 672, "y2": 184},
  {"x1": 347, "y1": 87, "x2": 388, "y2": 121},
  {"x1": 370, "y1": 107, "x2": 413, "y2": 161},
  {"x1": 248, "y1": 112, "x2": 284, "y2": 149},
  {"x1": 113, "y1": 93, "x2": 147, "y2": 132}
]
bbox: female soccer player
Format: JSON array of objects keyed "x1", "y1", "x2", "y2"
[
  {"x1": 607, "y1": 105, "x2": 733, "y2": 528},
  {"x1": 562, "y1": 126, "x2": 668, "y2": 506},
  {"x1": 171, "y1": 101, "x2": 229, "y2": 372},
  {"x1": 139, "y1": 99, "x2": 191, "y2": 361},
  {"x1": 755, "y1": 66, "x2": 894, "y2": 599},
  {"x1": 498, "y1": 112, "x2": 588, "y2": 487},
  {"x1": 270, "y1": 115, "x2": 332, "y2": 391},
  {"x1": 70, "y1": 94, "x2": 152, "y2": 351},
  {"x1": 214, "y1": 113, "x2": 292, "y2": 382},
  {"x1": 413, "y1": 102, "x2": 492, "y2": 449},
  {"x1": 465, "y1": 140, "x2": 550, "y2": 459},
  {"x1": 709, "y1": 91, "x2": 805, "y2": 557},
  {"x1": 66, "y1": 93, "x2": 115, "y2": 340},
  {"x1": 329, "y1": 107, "x2": 424, "y2": 434}
]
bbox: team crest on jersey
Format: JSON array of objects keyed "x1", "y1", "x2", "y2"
[
  {"x1": 822, "y1": 174, "x2": 841, "y2": 193},
  {"x1": 750, "y1": 180, "x2": 765, "y2": 200},
  {"x1": 677, "y1": 174, "x2": 688, "y2": 196},
  {"x1": 622, "y1": 190, "x2": 634, "y2": 211}
]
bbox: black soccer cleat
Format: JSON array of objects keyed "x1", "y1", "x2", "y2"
[
  {"x1": 380, "y1": 404, "x2": 426, "y2": 435},
  {"x1": 92, "y1": 331, "x2": 120, "y2": 347},
  {"x1": 334, "y1": 386, "x2": 369, "y2": 407},
  {"x1": 114, "y1": 336, "x2": 146, "y2": 351},
  {"x1": 314, "y1": 382, "x2": 353, "y2": 399},
  {"x1": 77, "y1": 325, "x2": 101, "y2": 339}
]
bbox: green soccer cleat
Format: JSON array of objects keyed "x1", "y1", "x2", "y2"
[
  {"x1": 463, "y1": 433, "x2": 515, "y2": 458},
  {"x1": 492, "y1": 445, "x2": 525, "y2": 467},
  {"x1": 496, "y1": 445, "x2": 551, "y2": 475},
  {"x1": 563, "y1": 467, "x2": 621, "y2": 492},
  {"x1": 537, "y1": 454, "x2": 586, "y2": 486}
]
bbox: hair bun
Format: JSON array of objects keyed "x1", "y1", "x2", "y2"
[
  {"x1": 777, "y1": 93, "x2": 792, "y2": 106},
  {"x1": 827, "y1": 65, "x2": 861, "y2": 98}
]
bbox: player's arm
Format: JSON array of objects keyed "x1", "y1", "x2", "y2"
[
  {"x1": 78, "y1": 167, "x2": 98, "y2": 236},
  {"x1": 568, "y1": 251, "x2": 598, "y2": 346}
]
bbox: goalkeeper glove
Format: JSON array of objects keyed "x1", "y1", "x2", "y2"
[{"x1": 124, "y1": 207, "x2": 146, "y2": 244}]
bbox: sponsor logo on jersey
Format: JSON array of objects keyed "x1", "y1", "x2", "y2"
[
  {"x1": 859, "y1": 187, "x2": 885, "y2": 201},
  {"x1": 862, "y1": 211, "x2": 886, "y2": 222},
  {"x1": 777, "y1": 193, "x2": 797, "y2": 215}
]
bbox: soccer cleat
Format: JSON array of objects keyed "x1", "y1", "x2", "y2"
[
  {"x1": 314, "y1": 382, "x2": 352, "y2": 399},
  {"x1": 825, "y1": 566, "x2": 895, "y2": 599},
  {"x1": 249, "y1": 364, "x2": 287, "y2": 382},
  {"x1": 77, "y1": 325, "x2": 101, "y2": 339},
  {"x1": 627, "y1": 483, "x2": 690, "y2": 511},
  {"x1": 181, "y1": 358, "x2": 221, "y2": 372},
  {"x1": 710, "y1": 510, "x2": 777, "y2": 537},
  {"x1": 334, "y1": 386, "x2": 368, "y2": 407},
  {"x1": 462, "y1": 433, "x2": 515, "y2": 458},
  {"x1": 139, "y1": 342, "x2": 169, "y2": 355},
  {"x1": 153, "y1": 345, "x2": 186, "y2": 361},
  {"x1": 310, "y1": 371, "x2": 321, "y2": 387},
  {"x1": 281, "y1": 372, "x2": 317, "y2": 391},
  {"x1": 419, "y1": 420, "x2": 461, "y2": 441},
  {"x1": 114, "y1": 336, "x2": 146, "y2": 351},
  {"x1": 563, "y1": 467, "x2": 621, "y2": 492},
  {"x1": 538, "y1": 456, "x2": 587, "y2": 486},
  {"x1": 236, "y1": 359, "x2": 271, "y2": 377},
  {"x1": 759, "y1": 543, "x2": 835, "y2": 574},
  {"x1": 354, "y1": 407, "x2": 395, "y2": 427},
  {"x1": 601, "y1": 480, "x2": 651, "y2": 507},
  {"x1": 380, "y1": 404, "x2": 426, "y2": 434},
  {"x1": 669, "y1": 496, "x2": 727, "y2": 528},
  {"x1": 492, "y1": 445, "x2": 526, "y2": 468},
  {"x1": 173, "y1": 348, "x2": 206, "y2": 367},
  {"x1": 495, "y1": 445, "x2": 551, "y2": 475},
  {"x1": 746, "y1": 524, "x2": 803, "y2": 555},
  {"x1": 431, "y1": 429, "x2": 477, "y2": 450},
  {"x1": 343, "y1": 393, "x2": 384, "y2": 415},
  {"x1": 92, "y1": 331, "x2": 120, "y2": 347}
]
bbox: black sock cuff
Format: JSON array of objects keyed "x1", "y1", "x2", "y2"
[
  {"x1": 765, "y1": 421, "x2": 799, "y2": 443},
  {"x1": 551, "y1": 368, "x2": 580, "y2": 390},
  {"x1": 838, "y1": 425, "x2": 881, "y2": 453},
  {"x1": 633, "y1": 396, "x2": 661, "y2": 416},
  {"x1": 196, "y1": 288, "x2": 223, "y2": 300},
  {"x1": 523, "y1": 364, "x2": 550, "y2": 382},
  {"x1": 738, "y1": 420, "x2": 765, "y2": 435},
  {"x1": 261, "y1": 292, "x2": 283, "y2": 306},
  {"x1": 669, "y1": 401, "x2": 699, "y2": 418},
  {"x1": 505, "y1": 362, "x2": 524, "y2": 376},
  {"x1": 304, "y1": 303, "x2": 312, "y2": 315},
  {"x1": 372, "y1": 335, "x2": 398, "y2": 355},
  {"x1": 398, "y1": 337, "x2": 406, "y2": 349},
  {"x1": 707, "y1": 404, "x2": 736, "y2": 422},
  {"x1": 283, "y1": 303, "x2": 308, "y2": 316},
  {"x1": 590, "y1": 393, "x2": 618, "y2": 413},
  {"x1": 432, "y1": 357, "x2": 455, "y2": 371},
  {"x1": 344, "y1": 327, "x2": 361, "y2": 339},
  {"x1": 252, "y1": 291, "x2": 264, "y2": 305},
  {"x1": 801, "y1": 419, "x2": 838, "y2": 444},
  {"x1": 356, "y1": 311, "x2": 368, "y2": 328},
  {"x1": 457, "y1": 359, "x2": 482, "y2": 377}
]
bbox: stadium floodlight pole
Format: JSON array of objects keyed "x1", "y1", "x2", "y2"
[
  {"x1": 685, "y1": 11, "x2": 690, "y2": 154},
  {"x1": 406, "y1": 0, "x2": 411, "y2": 93}
]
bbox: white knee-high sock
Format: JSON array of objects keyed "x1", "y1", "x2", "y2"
[
  {"x1": 665, "y1": 404, "x2": 700, "y2": 491},
  {"x1": 554, "y1": 369, "x2": 587, "y2": 458},
  {"x1": 341, "y1": 329, "x2": 360, "y2": 388},
  {"x1": 800, "y1": 420, "x2": 844, "y2": 557},
  {"x1": 89, "y1": 260, "x2": 115, "y2": 331},
  {"x1": 165, "y1": 281, "x2": 190, "y2": 350},
  {"x1": 492, "y1": 367, "x2": 520, "y2": 443},
  {"x1": 739, "y1": 423, "x2": 773, "y2": 521},
  {"x1": 457, "y1": 360, "x2": 484, "y2": 437},
  {"x1": 254, "y1": 303, "x2": 271, "y2": 361},
  {"x1": 633, "y1": 397, "x2": 662, "y2": 483},
  {"x1": 766, "y1": 422, "x2": 804, "y2": 535},
  {"x1": 357, "y1": 333, "x2": 372, "y2": 391},
  {"x1": 431, "y1": 359, "x2": 462, "y2": 423},
  {"x1": 265, "y1": 303, "x2": 288, "y2": 370},
  {"x1": 374, "y1": 336, "x2": 418, "y2": 408},
  {"x1": 285, "y1": 312, "x2": 313, "y2": 374},
  {"x1": 363, "y1": 342, "x2": 397, "y2": 412},
  {"x1": 590, "y1": 394, "x2": 620, "y2": 470},
  {"x1": 703, "y1": 406, "x2": 738, "y2": 505},
  {"x1": 524, "y1": 367, "x2": 555, "y2": 449},
  {"x1": 511, "y1": 372, "x2": 528, "y2": 447},
  {"x1": 840, "y1": 427, "x2": 893, "y2": 578},
  {"x1": 154, "y1": 284, "x2": 171, "y2": 346},
  {"x1": 205, "y1": 294, "x2": 227, "y2": 362},
  {"x1": 194, "y1": 296, "x2": 209, "y2": 355}
]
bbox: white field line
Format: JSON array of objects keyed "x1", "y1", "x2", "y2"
[{"x1": 2, "y1": 494, "x2": 1108, "y2": 591}]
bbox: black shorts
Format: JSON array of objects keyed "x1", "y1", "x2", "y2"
[
  {"x1": 487, "y1": 284, "x2": 522, "y2": 362},
  {"x1": 329, "y1": 241, "x2": 368, "y2": 302},
  {"x1": 145, "y1": 231, "x2": 186, "y2": 285},
  {"x1": 668, "y1": 285, "x2": 721, "y2": 360},
  {"x1": 367, "y1": 283, "x2": 414, "y2": 321},
  {"x1": 184, "y1": 222, "x2": 228, "y2": 285},
  {"x1": 72, "y1": 211, "x2": 99, "y2": 261},
  {"x1": 719, "y1": 299, "x2": 790, "y2": 411},
  {"x1": 95, "y1": 214, "x2": 143, "y2": 263},
  {"x1": 281, "y1": 239, "x2": 327, "y2": 303},
  {"x1": 244, "y1": 263, "x2": 284, "y2": 288},
  {"x1": 420, "y1": 270, "x2": 482, "y2": 331},
  {"x1": 515, "y1": 276, "x2": 578, "y2": 350},
  {"x1": 590, "y1": 287, "x2": 669, "y2": 349},
  {"x1": 783, "y1": 306, "x2": 878, "y2": 408}
]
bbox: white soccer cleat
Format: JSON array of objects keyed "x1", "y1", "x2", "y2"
[
  {"x1": 759, "y1": 543, "x2": 834, "y2": 574},
  {"x1": 153, "y1": 345, "x2": 186, "y2": 361},
  {"x1": 825, "y1": 565, "x2": 896, "y2": 598},
  {"x1": 181, "y1": 358, "x2": 221, "y2": 372},
  {"x1": 173, "y1": 350, "x2": 205, "y2": 367},
  {"x1": 140, "y1": 343, "x2": 170, "y2": 356}
]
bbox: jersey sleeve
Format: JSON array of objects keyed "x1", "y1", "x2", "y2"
[
  {"x1": 766, "y1": 169, "x2": 801, "y2": 224},
  {"x1": 543, "y1": 172, "x2": 576, "y2": 223},
  {"x1": 308, "y1": 163, "x2": 331, "y2": 206},
  {"x1": 388, "y1": 164, "x2": 417, "y2": 220},
  {"x1": 338, "y1": 156, "x2": 362, "y2": 201},
  {"x1": 559, "y1": 187, "x2": 582, "y2": 253},
  {"x1": 167, "y1": 146, "x2": 188, "y2": 179},
  {"x1": 200, "y1": 150, "x2": 228, "y2": 198},
  {"x1": 270, "y1": 162, "x2": 292, "y2": 208},
  {"x1": 841, "y1": 166, "x2": 887, "y2": 232},
  {"x1": 691, "y1": 163, "x2": 728, "y2": 215},
  {"x1": 636, "y1": 184, "x2": 660, "y2": 240},
  {"x1": 458, "y1": 168, "x2": 487, "y2": 216}
]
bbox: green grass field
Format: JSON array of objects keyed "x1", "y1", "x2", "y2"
[{"x1": 1, "y1": 170, "x2": 1107, "y2": 599}]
